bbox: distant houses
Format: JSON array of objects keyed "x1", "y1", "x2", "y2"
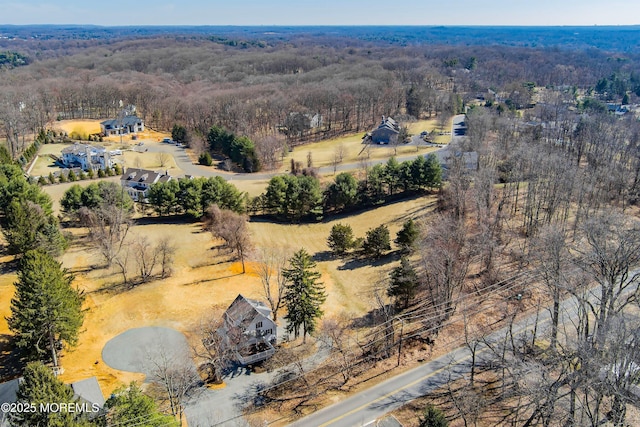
[
  {"x1": 120, "y1": 167, "x2": 172, "y2": 202},
  {"x1": 371, "y1": 116, "x2": 400, "y2": 145},
  {"x1": 218, "y1": 294, "x2": 277, "y2": 365},
  {"x1": 100, "y1": 115, "x2": 144, "y2": 136},
  {"x1": 60, "y1": 143, "x2": 116, "y2": 172}
]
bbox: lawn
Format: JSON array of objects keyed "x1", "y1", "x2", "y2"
[
  {"x1": 0, "y1": 195, "x2": 436, "y2": 394},
  {"x1": 279, "y1": 117, "x2": 451, "y2": 172}
]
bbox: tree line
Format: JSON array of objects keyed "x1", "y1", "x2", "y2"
[{"x1": 256, "y1": 154, "x2": 442, "y2": 221}]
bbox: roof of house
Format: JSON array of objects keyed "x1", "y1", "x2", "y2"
[
  {"x1": 373, "y1": 116, "x2": 400, "y2": 134},
  {"x1": 121, "y1": 168, "x2": 167, "y2": 186},
  {"x1": 225, "y1": 294, "x2": 272, "y2": 327},
  {"x1": 0, "y1": 375, "x2": 104, "y2": 425},
  {"x1": 101, "y1": 115, "x2": 143, "y2": 128},
  {"x1": 0, "y1": 378, "x2": 19, "y2": 406},
  {"x1": 71, "y1": 377, "x2": 105, "y2": 409},
  {"x1": 61, "y1": 143, "x2": 106, "y2": 156}
]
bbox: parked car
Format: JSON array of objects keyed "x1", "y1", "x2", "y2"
[
  {"x1": 162, "y1": 137, "x2": 174, "y2": 144},
  {"x1": 137, "y1": 141, "x2": 144, "y2": 146}
]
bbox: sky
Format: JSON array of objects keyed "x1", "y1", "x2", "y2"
[{"x1": 1, "y1": 0, "x2": 639, "y2": 26}]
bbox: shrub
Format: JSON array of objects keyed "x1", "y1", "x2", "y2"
[{"x1": 199, "y1": 152, "x2": 213, "y2": 166}]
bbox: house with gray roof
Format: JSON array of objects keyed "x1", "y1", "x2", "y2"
[
  {"x1": 371, "y1": 116, "x2": 400, "y2": 144},
  {"x1": 120, "y1": 168, "x2": 172, "y2": 202},
  {"x1": 61, "y1": 143, "x2": 114, "y2": 172},
  {"x1": 100, "y1": 115, "x2": 144, "y2": 136},
  {"x1": 219, "y1": 294, "x2": 277, "y2": 365},
  {"x1": 0, "y1": 376, "x2": 104, "y2": 427}
]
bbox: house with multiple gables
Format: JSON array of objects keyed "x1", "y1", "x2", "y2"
[
  {"x1": 100, "y1": 115, "x2": 144, "y2": 136},
  {"x1": 371, "y1": 116, "x2": 400, "y2": 144},
  {"x1": 120, "y1": 167, "x2": 172, "y2": 202},
  {"x1": 61, "y1": 143, "x2": 115, "y2": 172},
  {"x1": 219, "y1": 294, "x2": 277, "y2": 365}
]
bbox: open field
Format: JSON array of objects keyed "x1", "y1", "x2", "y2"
[
  {"x1": 279, "y1": 118, "x2": 450, "y2": 172},
  {"x1": 0, "y1": 195, "x2": 436, "y2": 394},
  {"x1": 281, "y1": 119, "x2": 451, "y2": 172},
  {"x1": 52, "y1": 119, "x2": 169, "y2": 145}
]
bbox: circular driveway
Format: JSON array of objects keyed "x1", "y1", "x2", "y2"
[{"x1": 102, "y1": 326, "x2": 192, "y2": 376}]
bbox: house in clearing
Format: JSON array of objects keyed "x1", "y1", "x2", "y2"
[
  {"x1": 120, "y1": 167, "x2": 172, "y2": 202},
  {"x1": 60, "y1": 143, "x2": 114, "y2": 172},
  {"x1": 219, "y1": 294, "x2": 277, "y2": 365},
  {"x1": 100, "y1": 115, "x2": 144, "y2": 136},
  {"x1": 371, "y1": 116, "x2": 400, "y2": 144}
]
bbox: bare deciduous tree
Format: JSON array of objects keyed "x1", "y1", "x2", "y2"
[
  {"x1": 191, "y1": 309, "x2": 234, "y2": 385},
  {"x1": 132, "y1": 235, "x2": 159, "y2": 283},
  {"x1": 157, "y1": 236, "x2": 177, "y2": 278},
  {"x1": 156, "y1": 152, "x2": 170, "y2": 168},
  {"x1": 205, "y1": 205, "x2": 252, "y2": 273},
  {"x1": 78, "y1": 203, "x2": 131, "y2": 267},
  {"x1": 254, "y1": 246, "x2": 292, "y2": 322},
  {"x1": 145, "y1": 344, "x2": 199, "y2": 423}
]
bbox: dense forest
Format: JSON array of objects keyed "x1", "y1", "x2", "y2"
[
  {"x1": 1, "y1": 25, "x2": 639, "y2": 163},
  {"x1": 3, "y1": 25, "x2": 640, "y2": 426}
]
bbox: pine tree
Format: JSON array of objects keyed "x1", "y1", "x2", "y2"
[
  {"x1": 388, "y1": 256, "x2": 419, "y2": 309},
  {"x1": 395, "y1": 218, "x2": 419, "y2": 252},
  {"x1": 418, "y1": 404, "x2": 449, "y2": 427},
  {"x1": 283, "y1": 249, "x2": 326, "y2": 343},
  {"x1": 105, "y1": 382, "x2": 178, "y2": 427},
  {"x1": 327, "y1": 223, "x2": 355, "y2": 255},
  {"x1": 363, "y1": 225, "x2": 391, "y2": 258},
  {"x1": 8, "y1": 250, "x2": 85, "y2": 368},
  {"x1": 11, "y1": 361, "x2": 94, "y2": 427}
]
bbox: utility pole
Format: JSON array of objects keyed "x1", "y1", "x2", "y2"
[{"x1": 397, "y1": 318, "x2": 404, "y2": 367}]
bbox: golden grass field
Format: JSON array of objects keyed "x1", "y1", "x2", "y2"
[
  {"x1": 0, "y1": 184, "x2": 436, "y2": 394},
  {"x1": 0, "y1": 118, "x2": 441, "y2": 395},
  {"x1": 279, "y1": 118, "x2": 450, "y2": 171}
]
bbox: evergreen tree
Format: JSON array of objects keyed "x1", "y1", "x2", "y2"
[
  {"x1": 8, "y1": 250, "x2": 85, "y2": 367},
  {"x1": 10, "y1": 362, "x2": 94, "y2": 427},
  {"x1": 363, "y1": 225, "x2": 391, "y2": 258},
  {"x1": 4, "y1": 200, "x2": 66, "y2": 256},
  {"x1": 283, "y1": 249, "x2": 326, "y2": 342},
  {"x1": 388, "y1": 256, "x2": 419, "y2": 309},
  {"x1": 171, "y1": 124, "x2": 190, "y2": 146},
  {"x1": 324, "y1": 172, "x2": 359, "y2": 212},
  {"x1": 395, "y1": 218, "x2": 419, "y2": 252},
  {"x1": 327, "y1": 223, "x2": 355, "y2": 255},
  {"x1": 104, "y1": 382, "x2": 178, "y2": 427},
  {"x1": 418, "y1": 404, "x2": 449, "y2": 427}
]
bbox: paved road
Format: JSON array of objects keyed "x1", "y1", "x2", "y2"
[
  {"x1": 288, "y1": 276, "x2": 626, "y2": 427},
  {"x1": 140, "y1": 126, "x2": 465, "y2": 183}
]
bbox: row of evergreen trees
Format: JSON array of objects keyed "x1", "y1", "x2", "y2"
[
  {"x1": 258, "y1": 154, "x2": 442, "y2": 221},
  {"x1": 146, "y1": 176, "x2": 246, "y2": 218}
]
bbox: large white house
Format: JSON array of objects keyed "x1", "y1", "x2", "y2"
[
  {"x1": 120, "y1": 168, "x2": 172, "y2": 202},
  {"x1": 61, "y1": 143, "x2": 114, "y2": 172}
]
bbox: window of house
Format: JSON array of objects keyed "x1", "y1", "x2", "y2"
[
  {"x1": 256, "y1": 321, "x2": 263, "y2": 328},
  {"x1": 265, "y1": 329, "x2": 273, "y2": 335}
]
